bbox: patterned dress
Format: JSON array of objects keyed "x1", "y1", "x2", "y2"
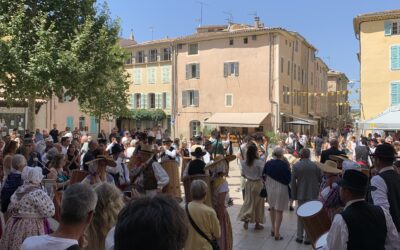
[{"x1": 0, "y1": 186, "x2": 55, "y2": 250}]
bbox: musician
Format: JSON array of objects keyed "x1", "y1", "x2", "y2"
[
  {"x1": 107, "y1": 144, "x2": 130, "y2": 189},
  {"x1": 190, "y1": 135, "x2": 204, "y2": 153},
  {"x1": 159, "y1": 138, "x2": 177, "y2": 162},
  {"x1": 323, "y1": 170, "x2": 399, "y2": 250},
  {"x1": 370, "y1": 143, "x2": 400, "y2": 233},
  {"x1": 203, "y1": 140, "x2": 213, "y2": 164},
  {"x1": 131, "y1": 144, "x2": 169, "y2": 197},
  {"x1": 184, "y1": 147, "x2": 207, "y2": 177}
]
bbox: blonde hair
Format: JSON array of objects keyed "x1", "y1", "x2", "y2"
[{"x1": 86, "y1": 183, "x2": 124, "y2": 250}]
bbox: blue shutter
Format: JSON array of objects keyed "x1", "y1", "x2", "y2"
[
  {"x1": 391, "y1": 46, "x2": 400, "y2": 70},
  {"x1": 391, "y1": 82, "x2": 400, "y2": 106},
  {"x1": 385, "y1": 21, "x2": 393, "y2": 36},
  {"x1": 66, "y1": 116, "x2": 73, "y2": 129},
  {"x1": 90, "y1": 116, "x2": 98, "y2": 134}
]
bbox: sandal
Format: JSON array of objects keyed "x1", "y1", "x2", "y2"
[
  {"x1": 271, "y1": 231, "x2": 275, "y2": 237},
  {"x1": 274, "y1": 236, "x2": 283, "y2": 241},
  {"x1": 243, "y1": 221, "x2": 249, "y2": 230},
  {"x1": 254, "y1": 224, "x2": 264, "y2": 230}
]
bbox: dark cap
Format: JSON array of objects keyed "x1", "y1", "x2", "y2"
[
  {"x1": 337, "y1": 169, "x2": 368, "y2": 192},
  {"x1": 111, "y1": 144, "x2": 124, "y2": 155},
  {"x1": 369, "y1": 143, "x2": 396, "y2": 160},
  {"x1": 191, "y1": 147, "x2": 206, "y2": 158}
]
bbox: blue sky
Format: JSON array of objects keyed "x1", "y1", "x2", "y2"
[{"x1": 104, "y1": 0, "x2": 400, "y2": 108}]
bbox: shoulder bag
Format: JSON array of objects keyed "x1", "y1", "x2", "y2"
[{"x1": 185, "y1": 203, "x2": 220, "y2": 250}]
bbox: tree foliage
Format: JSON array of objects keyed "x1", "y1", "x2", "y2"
[
  {"x1": 0, "y1": 1, "x2": 129, "y2": 130},
  {"x1": 129, "y1": 109, "x2": 167, "y2": 121}
]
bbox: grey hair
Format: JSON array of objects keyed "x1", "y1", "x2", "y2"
[
  {"x1": 191, "y1": 180, "x2": 208, "y2": 200},
  {"x1": 272, "y1": 147, "x2": 284, "y2": 158},
  {"x1": 12, "y1": 154, "x2": 27, "y2": 171},
  {"x1": 46, "y1": 147, "x2": 59, "y2": 162},
  {"x1": 61, "y1": 183, "x2": 98, "y2": 225},
  {"x1": 300, "y1": 148, "x2": 311, "y2": 159}
]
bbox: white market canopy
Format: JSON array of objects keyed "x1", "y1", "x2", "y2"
[
  {"x1": 358, "y1": 105, "x2": 400, "y2": 130},
  {"x1": 286, "y1": 120, "x2": 314, "y2": 125},
  {"x1": 204, "y1": 113, "x2": 269, "y2": 128}
]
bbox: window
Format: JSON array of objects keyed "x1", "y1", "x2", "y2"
[
  {"x1": 243, "y1": 37, "x2": 248, "y2": 44},
  {"x1": 79, "y1": 117, "x2": 85, "y2": 130},
  {"x1": 283, "y1": 86, "x2": 289, "y2": 104},
  {"x1": 186, "y1": 63, "x2": 200, "y2": 79},
  {"x1": 223, "y1": 62, "x2": 239, "y2": 77},
  {"x1": 229, "y1": 38, "x2": 234, "y2": 46},
  {"x1": 147, "y1": 67, "x2": 156, "y2": 84},
  {"x1": 188, "y1": 44, "x2": 198, "y2": 55},
  {"x1": 301, "y1": 69, "x2": 304, "y2": 84},
  {"x1": 298, "y1": 66, "x2": 301, "y2": 80},
  {"x1": 149, "y1": 49, "x2": 157, "y2": 62},
  {"x1": 134, "y1": 93, "x2": 141, "y2": 108},
  {"x1": 136, "y1": 51, "x2": 145, "y2": 63},
  {"x1": 162, "y1": 65, "x2": 171, "y2": 83},
  {"x1": 182, "y1": 90, "x2": 199, "y2": 107},
  {"x1": 295, "y1": 40, "x2": 299, "y2": 52},
  {"x1": 280, "y1": 58, "x2": 284, "y2": 73},
  {"x1": 189, "y1": 120, "x2": 201, "y2": 138},
  {"x1": 252, "y1": 35, "x2": 257, "y2": 41},
  {"x1": 225, "y1": 94, "x2": 233, "y2": 107},
  {"x1": 148, "y1": 93, "x2": 156, "y2": 108},
  {"x1": 161, "y1": 48, "x2": 171, "y2": 61},
  {"x1": 133, "y1": 68, "x2": 142, "y2": 85},
  {"x1": 391, "y1": 45, "x2": 400, "y2": 70},
  {"x1": 391, "y1": 82, "x2": 400, "y2": 106},
  {"x1": 385, "y1": 20, "x2": 400, "y2": 36},
  {"x1": 294, "y1": 64, "x2": 297, "y2": 80},
  {"x1": 125, "y1": 52, "x2": 133, "y2": 65},
  {"x1": 287, "y1": 61, "x2": 291, "y2": 76}
]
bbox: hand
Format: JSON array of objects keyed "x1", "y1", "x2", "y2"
[{"x1": 78, "y1": 233, "x2": 88, "y2": 248}]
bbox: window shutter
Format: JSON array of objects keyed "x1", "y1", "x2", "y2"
[
  {"x1": 90, "y1": 116, "x2": 98, "y2": 134},
  {"x1": 385, "y1": 21, "x2": 393, "y2": 36},
  {"x1": 223, "y1": 63, "x2": 228, "y2": 77},
  {"x1": 194, "y1": 90, "x2": 199, "y2": 107},
  {"x1": 144, "y1": 94, "x2": 148, "y2": 109},
  {"x1": 196, "y1": 64, "x2": 200, "y2": 79},
  {"x1": 140, "y1": 93, "x2": 145, "y2": 108},
  {"x1": 391, "y1": 46, "x2": 400, "y2": 70},
  {"x1": 391, "y1": 82, "x2": 400, "y2": 106},
  {"x1": 158, "y1": 93, "x2": 162, "y2": 108},
  {"x1": 234, "y1": 62, "x2": 239, "y2": 76},
  {"x1": 182, "y1": 91, "x2": 188, "y2": 107},
  {"x1": 130, "y1": 94, "x2": 135, "y2": 110},
  {"x1": 186, "y1": 64, "x2": 190, "y2": 79},
  {"x1": 166, "y1": 93, "x2": 171, "y2": 109},
  {"x1": 66, "y1": 116, "x2": 74, "y2": 129}
]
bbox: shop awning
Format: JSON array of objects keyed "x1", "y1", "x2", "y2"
[
  {"x1": 204, "y1": 113, "x2": 269, "y2": 128},
  {"x1": 281, "y1": 113, "x2": 318, "y2": 126},
  {"x1": 358, "y1": 106, "x2": 400, "y2": 130}
]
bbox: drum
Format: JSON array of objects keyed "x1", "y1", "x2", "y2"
[
  {"x1": 183, "y1": 174, "x2": 212, "y2": 207},
  {"x1": 181, "y1": 157, "x2": 191, "y2": 179},
  {"x1": 161, "y1": 160, "x2": 181, "y2": 198},
  {"x1": 315, "y1": 232, "x2": 328, "y2": 250},
  {"x1": 69, "y1": 170, "x2": 89, "y2": 184},
  {"x1": 297, "y1": 200, "x2": 331, "y2": 247}
]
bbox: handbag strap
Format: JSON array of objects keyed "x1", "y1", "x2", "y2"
[{"x1": 185, "y1": 203, "x2": 214, "y2": 245}]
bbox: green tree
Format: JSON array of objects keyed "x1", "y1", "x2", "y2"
[{"x1": 0, "y1": 1, "x2": 128, "y2": 131}]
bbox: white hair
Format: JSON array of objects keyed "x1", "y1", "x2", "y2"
[{"x1": 22, "y1": 166, "x2": 44, "y2": 184}]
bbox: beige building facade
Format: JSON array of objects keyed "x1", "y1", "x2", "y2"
[
  {"x1": 174, "y1": 19, "x2": 330, "y2": 139},
  {"x1": 327, "y1": 70, "x2": 350, "y2": 129},
  {"x1": 121, "y1": 38, "x2": 173, "y2": 132},
  {"x1": 354, "y1": 10, "x2": 400, "y2": 121}
]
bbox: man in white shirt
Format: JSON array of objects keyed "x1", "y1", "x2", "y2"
[
  {"x1": 21, "y1": 183, "x2": 98, "y2": 250},
  {"x1": 370, "y1": 143, "x2": 400, "y2": 233},
  {"x1": 323, "y1": 170, "x2": 399, "y2": 250},
  {"x1": 159, "y1": 138, "x2": 176, "y2": 162}
]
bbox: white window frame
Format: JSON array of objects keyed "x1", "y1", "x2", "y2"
[{"x1": 225, "y1": 94, "x2": 233, "y2": 107}]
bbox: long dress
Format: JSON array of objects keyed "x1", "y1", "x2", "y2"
[
  {"x1": 237, "y1": 159, "x2": 265, "y2": 223},
  {"x1": 0, "y1": 185, "x2": 55, "y2": 250},
  {"x1": 212, "y1": 177, "x2": 233, "y2": 250}
]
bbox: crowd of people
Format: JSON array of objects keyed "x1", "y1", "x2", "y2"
[{"x1": 0, "y1": 124, "x2": 399, "y2": 249}]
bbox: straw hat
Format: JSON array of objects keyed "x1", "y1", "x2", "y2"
[
  {"x1": 316, "y1": 160, "x2": 341, "y2": 174},
  {"x1": 329, "y1": 154, "x2": 348, "y2": 162},
  {"x1": 205, "y1": 154, "x2": 236, "y2": 170},
  {"x1": 86, "y1": 155, "x2": 117, "y2": 168}
]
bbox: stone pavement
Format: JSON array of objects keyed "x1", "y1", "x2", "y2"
[{"x1": 226, "y1": 160, "x2": 313, "y2": 250}]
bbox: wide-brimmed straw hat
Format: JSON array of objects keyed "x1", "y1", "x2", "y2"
[
  {"x1": 316, "y1": 160, "x2": 341, "y2": 174},
  {"x1": 329, "y1": 154, "x2": 348, "y2": 162},
  {"x1": 205, "y1": 154, "x2": 236, "y2": 170}
]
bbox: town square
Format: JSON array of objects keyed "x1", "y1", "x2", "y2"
[{"x1": 0, "y1": 1, "x2": 400, "y2": 249}]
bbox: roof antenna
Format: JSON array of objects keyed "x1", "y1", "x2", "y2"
[
  {"x1": 223, "y1": 11, "x2": 234, "y2": 24},
  {"x1": 196, "y1": 1, "x2": 208, "y2": 27}
]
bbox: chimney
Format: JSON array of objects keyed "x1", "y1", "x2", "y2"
[{"x1": 254, "y1": 16, "x2": 263, "y2": 28}]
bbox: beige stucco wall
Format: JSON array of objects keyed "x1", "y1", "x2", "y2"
[
  {"x1": 175, "y1": 33, "x2": 273, "y2": 139},
  {"x1": 360, "y1": 19, "x2": 400, "y2": 121}
]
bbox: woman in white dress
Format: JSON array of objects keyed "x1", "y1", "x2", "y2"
[{"x1": 263, "y1": 147, "x2": 291, "y2": 241}]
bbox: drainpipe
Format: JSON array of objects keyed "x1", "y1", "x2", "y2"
[
  {"x1": 172, "y1": 43, "x2": 178, "y2": 139},
  {"x1": 269, "y1": 33, "x2": 279, "y2": 132}
]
